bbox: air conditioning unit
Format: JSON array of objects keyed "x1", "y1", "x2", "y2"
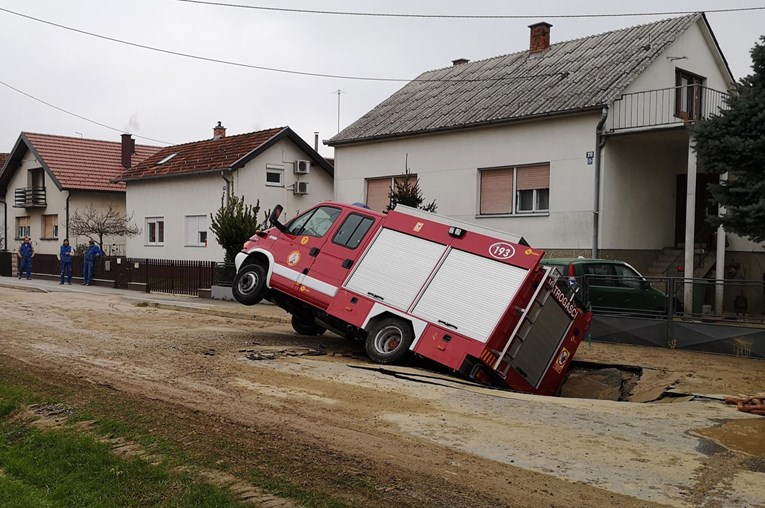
[
  {"x1": 294, "y1": 160, "x2": 311, "y2": 174},
  {"x1": 293, "y1": 181, "x2": 309, "y2": 195}
]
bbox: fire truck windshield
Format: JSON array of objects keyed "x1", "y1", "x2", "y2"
[{"x1": 286, "y1": 206, "x2": 342, "y2": 238}]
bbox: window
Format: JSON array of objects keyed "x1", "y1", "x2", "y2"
[
  {"x1": 286, "y1": 206, "x2": 341, "y2": 238},
  {"x1": 478, "y1": 164, "x2": 550, "y2": 215},
  {"x1": 42, "y1": 214, "x2": 58, "y2": 239},
  {"x1": 265, "y1": 165, "x2": 284, "y2": 187},
  {"x1": 515, "y1": 165, "x2": 550, "y2": 213},
  {"x1": 333, "y1": 213, "x2": 375, "y2": 249},
  {"x1": 675, "y1": 69, "x2": 704, "y2": 120},
  {"x1": 145, "y1": 217, "x2": 165, "y2": 245},
  {"x1": 365, "y1": 174, "x2": 417, "y2": 212},
  {"x1": 185, "y1": 215, "x2": 208, "y2": 246},
  {"x1": 16, "y1": 216, "x2": 30, "y2": 239}
]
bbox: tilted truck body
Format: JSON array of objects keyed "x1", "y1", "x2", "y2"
[{"x1": 233, "y1": 201, "x2": 591, "y2": 395}]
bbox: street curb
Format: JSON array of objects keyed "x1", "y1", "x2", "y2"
[
  {"x1": 0, "y1": 282, "x2": 49, "y2": 294},
  {"x1": 134, "y1": 301, "x2": 291, "y2": 325}
]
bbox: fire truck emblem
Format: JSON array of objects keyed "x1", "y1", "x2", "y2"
[
  {"x1": 524, "y1": 248, "x2": 541, "y2": 256},
  {"x1": 553, "y1": 347, "x2": 570, "y2": 373},
  {"x1": 287, "y1": 250, "x2": 301, "y2": 266},
  {"x1": 413, "y1": 222, "x2": 424, "y2": 232},
  {"x1": 489, "y1": 242, "x2": 515, "y2": 260},
  {"x1": 300, "y1": 236, "x2": 309, "y2": 245}
]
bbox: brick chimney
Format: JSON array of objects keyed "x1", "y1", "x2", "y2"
[
  {"x1": 121, "y1": 133, "x2": 135, "y2": 169},
  {"x1": 213, "y1": 121, "x2": 226, "y2": 139},
  {"x1": 529, "y1": 22, "x2": 552, "y2": 53}
]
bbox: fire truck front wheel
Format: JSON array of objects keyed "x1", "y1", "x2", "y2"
[
  {"x1": 233, "y1": 263, "x2": 267, "y2": 305},
  {"x1": 365, "y1": 317, "x2": 414, "y2": 364}
]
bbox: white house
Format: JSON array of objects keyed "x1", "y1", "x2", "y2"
[
  {"x1": 327, "y1": 14, "x2": 762, "y2": 312},
  {"x1": 0, "y1": 132, "x2": 160, "y2": 256},
  {"x1": 120, "y1": 124, "x2": 334, "y2": 261}
]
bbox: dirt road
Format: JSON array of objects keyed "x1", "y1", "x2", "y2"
[{"x1": 1, "y1": 283, "x2": 763, "y2": 507}]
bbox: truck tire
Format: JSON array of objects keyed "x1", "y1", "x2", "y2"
[
  {"x1": 291, "y1": 314, "x2": 326, "y2": 336},
  {"x1": 365, "y1": 317, "x2": 414, "y2": 364},
  {"x1": 232, "y1": 264, "x2": 266, "y2": 306}
]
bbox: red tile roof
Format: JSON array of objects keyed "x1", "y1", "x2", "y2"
[
  {"x1": 23, "y1": 133, "x2": 161, "y2": 192},
  {"x1": 121, "y1": 127, "x2": 287, "y2": 181}
]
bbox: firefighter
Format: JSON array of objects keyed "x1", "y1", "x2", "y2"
[
  {"x1": 82, "y1": 240, "x2": 104, "y2": 286},
  {"x1": 59, "y1": 239, "x2": 73, "y2": 285},
  {"x1": 17, "y1": 236, "x2": 34, "y2": 280}
]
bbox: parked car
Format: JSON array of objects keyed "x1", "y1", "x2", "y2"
[{"x1": 540, "y1": 258, "x2": 671, "y2": 315}]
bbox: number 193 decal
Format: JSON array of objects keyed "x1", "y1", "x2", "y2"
[{"x1": 489, "y1": 242, "x2": 515, "y2": 260}]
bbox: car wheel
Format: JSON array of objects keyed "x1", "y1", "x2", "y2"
[
  {"x1": 232, "y1": 264, "x2": 266, "y2": 306},
  {"x1": 291, "y1": 314, "x2": 326, "y2": 336},
  {"x1": 365, "y1": 316, "x2": 414, "y2": 364}
]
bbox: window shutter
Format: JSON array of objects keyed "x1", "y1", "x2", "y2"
[
  {"x1": 366, "y1": 178, "x2": 392, "y2": 212},
  {"x1": 480, "y1": 168, "x2": 513, "y2": 214},
  {"x1": 516, "y1": 165, "x2": 550, "y2": 190}
]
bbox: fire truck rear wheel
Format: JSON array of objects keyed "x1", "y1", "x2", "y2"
[
  {"x1": 232, "y1": 263, "x2": 266, "y2": 306},
  {"x1": 365, "y1": 317, "x2": 414, "y2": 364},
  {"x1": 291, "y1": 314, "x2": 326, "y2": 336}
]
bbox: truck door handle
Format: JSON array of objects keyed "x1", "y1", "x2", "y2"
[
  {"x1": 309, "y1": 247, "x2": 320, "y2": 257},
  {"x1": 342, "y1": 259, "x2": 353, "y2": 269},
  {"x1": 438, "y1": 320, "x2": 458, "y2": 330},
  {"x1": 367, "y1": 292, "x2": 384, "y2": 301}
]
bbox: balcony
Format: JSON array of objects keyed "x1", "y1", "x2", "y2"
[
  {"x1": 14, "y1": 186, "x2": 47, "y2": 208},
  {"x1": 607, "y1": 85, "x2": 729, "y2": 134}
]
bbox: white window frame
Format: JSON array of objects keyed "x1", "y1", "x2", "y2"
[
  {"x1": 145, "y1": 217, "x2": 165, "y2": 246},
  {"x1": 16, "y1": 216, "x2": 31, "y2": 239},
  {"x1": 477, "y1": 164, "x2": 550, "y2": 217},
  {"x1": 185, "y1": 215, "x2": 208, "y2": 247},
  {"x1": 42, "y1": 214, "x2": 59, "y2": 239},
  {"x1": 265, "y1": 164, "x2": 284, "y2": 187}
]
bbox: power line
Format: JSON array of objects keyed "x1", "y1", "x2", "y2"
[
  {"x1": 0, "y1": 7, "x2": 565, "y2": 83},
  {"x1": 174, "y1": 1, "x2": 765, "y2": 19},
  {"x1": 0, "y1": 79, "x2": 172, "y2": 145}
]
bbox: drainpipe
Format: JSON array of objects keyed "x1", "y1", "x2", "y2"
[
  {"x1": 592, "y1": 106, "x2": 609, "y2": 258},
  {"x1": 220, "y1": 171, "x2": 232, "y2": 205},
  {"x1": 1, "y1": 197, "x2": 6, "y2": 252},
  {"x1": 65, "y1": 190, "x2": 71, "y2": 239}
]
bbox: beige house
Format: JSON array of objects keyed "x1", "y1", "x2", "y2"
[
  {"x1": 119, "y1": 124, "x2": 334, "y2": 261},
  {"x1": 327, "y1": 14, "x2": 762, "y2": 311},
  {"x1": 0, "y1": 132, "x2": 160, "y2": 256}
]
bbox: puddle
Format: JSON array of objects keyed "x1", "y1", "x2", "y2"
[{"x1": 693, "y1": 418, "x2": 765, "y2": 456}]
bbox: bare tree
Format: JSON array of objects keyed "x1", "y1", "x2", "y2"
[{"x1": 69, "y1": 204, "x2": 141, "y2": 247}]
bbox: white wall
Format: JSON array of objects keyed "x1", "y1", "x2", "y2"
[
  {"x1": 334, "y1": 113, "x2": 601, "y2": 249},
  {"x1": 125, "y1": 137, "x2": 334, "y2": 261}
]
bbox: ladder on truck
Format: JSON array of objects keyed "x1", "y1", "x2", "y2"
[{"x1": 493, "y1": 266, "x2": 567, "y2": 384}]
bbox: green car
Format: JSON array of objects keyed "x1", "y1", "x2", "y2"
[{"x1": 540, "y1": 258, "x2": 670, "y2": 315}]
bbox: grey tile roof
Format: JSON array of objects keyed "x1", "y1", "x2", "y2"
[{"x1": 328, "y1": 14, "x2": 700, "y2": 146}]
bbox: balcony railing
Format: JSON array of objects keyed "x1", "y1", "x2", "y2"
[
  {"x1": 14, "y1": 186, "x2": 47, "y2": 208},
  {"x1": 607, "y1": 85, "x2": 729, "y2": 133}
]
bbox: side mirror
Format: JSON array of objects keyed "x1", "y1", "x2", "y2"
[
  {"x1": 640, "y1": 279, "x2": 650, "y2": 290},
  {"x1": 269, "y1": 205, "x2": 286, "y2": 232}
]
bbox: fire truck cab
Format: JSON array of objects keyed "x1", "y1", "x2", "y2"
[{"x1": 233, "y1": 201, "x2": 591, "y2": 395}]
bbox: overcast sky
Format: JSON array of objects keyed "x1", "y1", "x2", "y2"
[{"x1": 0, "y1": 1, "x2": 762, "y2": 157}]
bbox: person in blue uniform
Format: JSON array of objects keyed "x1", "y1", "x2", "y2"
[
  {"x1": 83, "y1": 240, "x2": 104, "y2": 286},
  {"x1": 59, "y1": 239, "x2": 73, "y2": 285},
  {"x1": 17, "y1": 236, "x2": 34, "y2": 280}
]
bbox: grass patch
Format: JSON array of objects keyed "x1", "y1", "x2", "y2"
[
  {"x1": 0, "y1": 358, "x2": 358, "y2": 508},
  {"x1": 0, "y1": 422, "x2": 244, "y2": 507}
]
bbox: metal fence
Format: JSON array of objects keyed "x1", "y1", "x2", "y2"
[{"x1": 3, "y1": 253, "x2": 216, "y2": 297}]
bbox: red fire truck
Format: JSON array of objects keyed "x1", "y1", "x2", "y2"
[{"x1": 233, "y1": 201, "x2": 591, "y2": 395}]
